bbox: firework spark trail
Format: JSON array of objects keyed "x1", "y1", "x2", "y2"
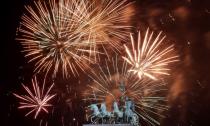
[
  {"x1": 123, "y1": 28, "x2": 179, "y2": 80},
  {"x1": 83, "y1": 55, "x2": 168, "y2": 125},
  {"x1": 13, "y1": 77, "x2": 56, "y2": 119}
]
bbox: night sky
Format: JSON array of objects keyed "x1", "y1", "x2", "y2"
[{"x1": 2, "y1": 0, "x2": 210, "y2": 126}]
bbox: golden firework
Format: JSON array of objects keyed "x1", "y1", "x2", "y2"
[{"x1": 17, "y1": 0, "x2": 132, "y2": 78}]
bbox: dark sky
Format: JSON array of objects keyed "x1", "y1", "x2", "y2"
[{"x1": 2, "y1": 0, "x2": 210, "y2": 126}]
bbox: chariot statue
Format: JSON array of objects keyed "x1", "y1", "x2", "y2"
[{"x1": 88, "y1": 82, "x2": 139, "y2": 125}]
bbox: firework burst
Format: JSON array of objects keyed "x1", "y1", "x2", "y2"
[
  {"x1": 17, "y1": 0, "x2": 132, "y2": 78},
  {"x1": 17, "y1": 0, "x2": 97, "y2": 78},
  {"x1": 83, "y1": 56, "x2": 168, "y2": 125},
  {"x1": 13, "y1": 77, "x2": 56, "y2": 119},
  {"x1": 123, "y1": 29, "x2": 179, "y2": 80}
]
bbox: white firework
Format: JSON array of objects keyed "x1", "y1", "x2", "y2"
[{"x1": 123, "y1": 28, "x2": 179, "y2": 80}]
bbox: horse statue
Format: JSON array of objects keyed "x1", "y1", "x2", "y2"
[
  {"x1": 124, "y1": 98, "x2": 139, "y2": 126},
  {"x1": 89, "y1": 104, "x2": 101, "y2": 123},
  {"x1": 113, "y1": 101, "x2": 123, "y2": 123},
  {"x1": 125, "y1": 100, "x2": 134, "y2": 122},
  {"x1": 100, "y1": 102, "x2": 112, "y2": 123}
]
